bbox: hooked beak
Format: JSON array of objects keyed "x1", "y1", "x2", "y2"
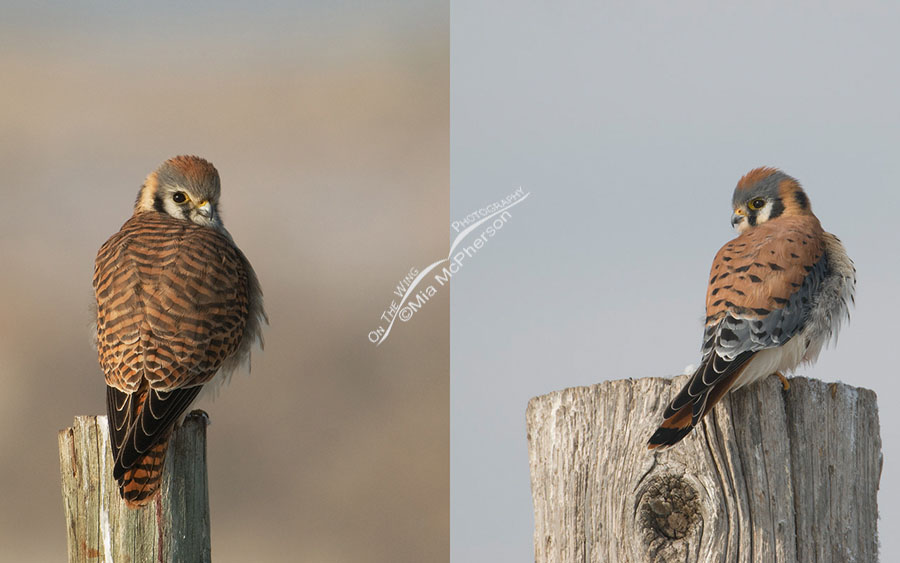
[
  {"x1": 731, "y1": 208, "x2": 745, "y2": 228},
  {"x1": 196, "y1": 200, "x2": 213, "y2": 218}
]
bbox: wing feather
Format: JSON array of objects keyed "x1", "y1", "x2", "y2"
[
  {"x1": 649, "y1": 215, "x2": 828, "y2": 449},
  {"x1": 95, "y1": 212, "x2": 251, "y2": 477}
]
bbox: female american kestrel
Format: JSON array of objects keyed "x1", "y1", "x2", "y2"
[
  {"x1": 648, "y1": 167, "x2": 855, "y2": 449},
  {"x1": 93, "y1": 155, "x2": 267, "y2": 506}
]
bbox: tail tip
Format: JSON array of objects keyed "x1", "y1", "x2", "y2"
[
  {"x1": 647, "y1": 425, "x2": 694, "y2": 449},
  {"x1": 119, "y1": 481, "x2": 160, "y2": 508}
]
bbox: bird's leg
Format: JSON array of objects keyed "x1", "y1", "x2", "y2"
[{"x1": 774, "y1": 371, "x2": 790, "y2": 391}]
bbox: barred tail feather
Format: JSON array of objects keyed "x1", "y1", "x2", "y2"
[
  {"x1": 117, "y1": 439, "x2": 168, "y2": 507},
  {"x1": 647, "y1": 404, "x2": 695, "y2": 449},
  {"x1": 647, "y1": 354, "x2": 752, "y2": 449}
]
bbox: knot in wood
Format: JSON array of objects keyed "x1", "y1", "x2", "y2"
[{"x1": 638, "y1": 474, "x2": 699, "y2": 540}]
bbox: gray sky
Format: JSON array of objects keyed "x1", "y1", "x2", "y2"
[{"x1": 452, "y1": 2, "x2": 900, "y2": 561}]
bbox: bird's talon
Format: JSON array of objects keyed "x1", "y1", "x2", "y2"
[{"x1": 775, "y1": 371, "x2": 790, "y2": 391}]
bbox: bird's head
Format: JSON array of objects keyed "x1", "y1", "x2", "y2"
[
  {"x1": 135, "y1": 155, "x2": 223, "y2": 230},
  {"x1": 730, "y1": 167, "x2": 812, "y2": 234}
]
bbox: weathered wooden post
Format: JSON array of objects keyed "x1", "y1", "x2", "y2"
[
  {"x1": 58, "y1": 411, "x2": 211, "y2": 563},
  {"x1": 527, "y1": 376, "x2": 882, "y2": 563}
]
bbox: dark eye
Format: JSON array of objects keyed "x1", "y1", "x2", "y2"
[
  {"x1": 172, "y1": 192, "x2": 187, "y2": 204},
  {"x1": 748, "y1": 198, "x2": 766, "y2": 210}
]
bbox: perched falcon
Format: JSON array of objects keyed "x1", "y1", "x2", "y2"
[
  {"x1": 648, "y1": 167, "x2": 855, "y2": 449},
  {"x1": 93, "y1": 155, "x2": 266, "y2": 506}
]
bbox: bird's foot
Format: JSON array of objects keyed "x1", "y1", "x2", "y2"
[
  {"x1": 186, "y1": 409, "x2": 211, "y2": 425},
  {"x1": 774, "y1": 371, "x2": 790, "y2": 391}
]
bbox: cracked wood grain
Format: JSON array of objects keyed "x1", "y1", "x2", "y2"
[
  {"x1": 527, "y1": 376, "x2": 882, "y2": 563},
  {"x1": 58, "y1": 411, "x2": 211, "y2": 563}
]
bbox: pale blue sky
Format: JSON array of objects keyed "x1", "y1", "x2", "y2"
[{"x1": 452, "y1": 2, "x2": 900, "y2": 561}]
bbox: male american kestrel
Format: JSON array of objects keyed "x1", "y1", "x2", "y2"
[
  {"x1": 648, "y1": 167, "x2": 855, "y2": 449},
  {"x1": 93, "y1": 155, "x2": 266, "y2": 506}
]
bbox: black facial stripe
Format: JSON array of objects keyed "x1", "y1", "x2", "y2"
[
  {"x1": 153, "y1": 195, "x2": 165, "y2": 213},
  {"x1": 179, "y1": 205, "x2": 190, "y2": 221},
  {"x1": 769, "y1": 197, "x2": 785, "y2": 220},
  {"x1": 748, "y1": 213, "x2": 757, "y2": 226},
  {"x1": 794, "y1": 190, "x2": 808, "y2": 209}
]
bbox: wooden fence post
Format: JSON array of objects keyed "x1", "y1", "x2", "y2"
[
  {"x1": 58, "y1": 411, "x2": 211, "y2": 563},
  {"x1": 526, "y1": 376, "x2": 882, "y2": 563}
]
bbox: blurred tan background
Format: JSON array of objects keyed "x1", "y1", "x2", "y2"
[{"x1": 0, "y1": 3, "x2": 447, "y2": 561}]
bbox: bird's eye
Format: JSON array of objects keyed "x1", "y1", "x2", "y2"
[
  {"x1": 748, "y1": 198, "x2": 766, "y2": 210},
  {"x1": 172, "y1": 192, "x2": 188, "y2": 204}
]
